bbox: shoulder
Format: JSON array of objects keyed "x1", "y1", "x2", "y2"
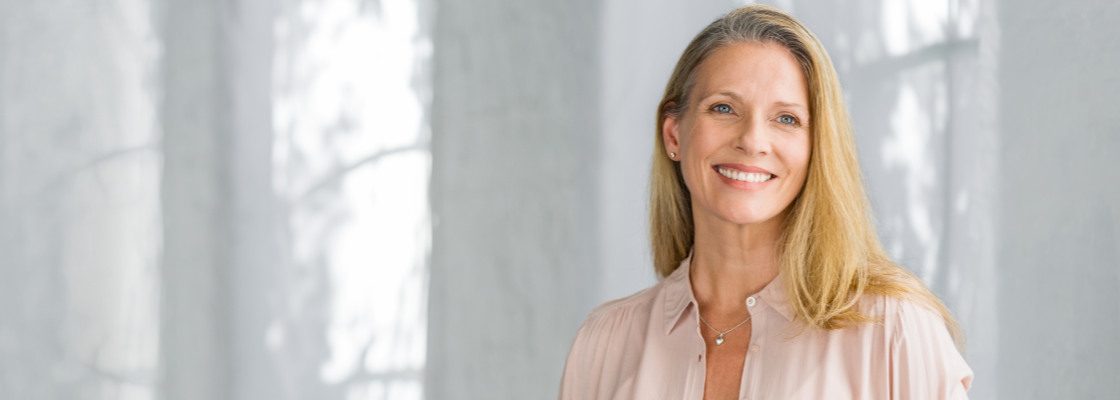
[
  {"x1": 858, "y1": 293, "x2": 974, "y2": 397},
  {"x1": 856, "y1": 293, "x2": 962, "y2": 355},
  {"x1": 558, "y1": 282, "x2": 662, "y2": 398},
  {"x1": 574, "y1": 283, "x2": 660, "y2": 340},
  {"x1": 857, "y1": 293, "x2": 950, "y2": 338},
  {"x1": 864, "y1": 294, "x2": 965, "y2": 355}
]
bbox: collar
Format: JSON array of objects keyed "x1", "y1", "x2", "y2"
[{"x1": 661, "y1": 248, "x2": 795, "y2": 335}]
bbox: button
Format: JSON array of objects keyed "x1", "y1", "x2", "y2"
[
  {"x1": 750, "y1": 344, "x2": 760, "y2": 352},
  {"x1": 746, "y1": 296, "x2": 757, "y2": 307}
]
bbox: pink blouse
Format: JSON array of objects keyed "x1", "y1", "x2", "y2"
[{"x1": 558, "y1": 252, "x2": 973, "y2": 399}]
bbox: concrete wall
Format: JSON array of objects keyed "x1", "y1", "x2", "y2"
[
  {"x1": 426, "y1": 1, "x2": 603, "y2": 398},
  {"x1": 997, "y1": 1, "x2": 1120, "y2": 397}
]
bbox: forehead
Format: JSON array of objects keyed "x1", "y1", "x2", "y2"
[{"x1": 690, "y1": 41, "x2": 808, "y2": 104}]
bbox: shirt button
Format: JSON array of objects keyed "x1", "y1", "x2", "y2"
[{"x1": 746, "y1": 296, "x2": 757, "y2": 307}]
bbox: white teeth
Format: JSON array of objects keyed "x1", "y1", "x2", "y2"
[{"x1": 717, "y1": 167, "x2": 772, "y2": 183}]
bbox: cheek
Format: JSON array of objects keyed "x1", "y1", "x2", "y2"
[
  {"x1": 773, "y1": 135, "x2": 811, "y2": 188},
  {"x1": 680, "y1": 157, "x2": 708, "y2": 194},
  {"x1": 678, "y1": 126, "x2": 718, "y2": 184},
  {"x1": 794, "y1": 143, "x2": 811, "y2": 175},
  {"x1": 788, "y1": 138, "x2": 812, "y2": 187}
]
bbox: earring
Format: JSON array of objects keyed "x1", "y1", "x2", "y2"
[{"x1": 669, "y1": 152, "x2": 677, "y2": 160}]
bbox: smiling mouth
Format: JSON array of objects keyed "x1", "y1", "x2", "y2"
[{"x1": 715, "y1": 166, "x2": 775, "y2": 183}]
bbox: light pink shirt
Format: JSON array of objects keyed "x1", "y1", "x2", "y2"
[{"x1": 559, "y1": 252, "x2": 973, "y2": 399}]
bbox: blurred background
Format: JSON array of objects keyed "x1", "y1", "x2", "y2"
[{"x1": 0, "y1": 0, "x2": 1116, "y2": 399}]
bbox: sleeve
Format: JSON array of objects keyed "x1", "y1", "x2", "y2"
[
  {"x1": 889, "y1": 300, "x2": 975, "y2": 400},
  {"x1": 557, "y1": 304, "x2": 637, "y2": 400},
  {"x1": 558, "y1": 310, "x2": 613, "y2": 400}
]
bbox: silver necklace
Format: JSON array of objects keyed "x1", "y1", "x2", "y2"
[{"x1": 698, "y1": 313, "x2": 751, "y2": 346}]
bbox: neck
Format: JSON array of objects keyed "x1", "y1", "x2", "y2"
[{"x1": 689, "y1": 209, "x2": 785, "y2": 316}]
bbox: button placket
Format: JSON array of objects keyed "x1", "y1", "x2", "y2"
[{"x1": 742, "y1": 302, "x2": 766, "y2": 400}]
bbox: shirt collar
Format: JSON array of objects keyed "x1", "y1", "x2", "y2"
[{"x1": 661, "y1": 248, "x2": 795, "y2": 335}]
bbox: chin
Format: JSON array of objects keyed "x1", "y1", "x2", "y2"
[{"x1": 716, "y1": 207, "x2": 782, "y2": 226}]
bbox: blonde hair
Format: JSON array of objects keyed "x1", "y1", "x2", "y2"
[{"x1": 649, "y1": 4, "x2": 964, "y2": 348}]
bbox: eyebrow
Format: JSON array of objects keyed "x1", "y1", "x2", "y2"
[
  {"x1": 703, "y1": 91, "x2": 807, "y2": 111},
  {"x1": 773, "y1": 101, "x2": 808, "y2": 111}
]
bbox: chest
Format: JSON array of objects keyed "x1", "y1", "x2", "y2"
[
  {"x1": 621, "y1": 312, "x2": 888, "y2": 400},
  {"x1": 702, "y1": 323, "x2": 751, "y2": 400}
]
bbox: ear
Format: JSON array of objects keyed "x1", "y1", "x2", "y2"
[{"x1": 662, "y1": 110, "x2": 683, "y2": 158}]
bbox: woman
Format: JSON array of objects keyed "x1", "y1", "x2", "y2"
[{"x1": 559, "y1": 5, "x2": 973, "y2": 400}]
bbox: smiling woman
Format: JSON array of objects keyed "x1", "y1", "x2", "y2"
[{"x1": 559, "y1": 4, "x2": 973, "y2": 400}]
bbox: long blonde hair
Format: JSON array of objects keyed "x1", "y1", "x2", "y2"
[{"x1": 649, "y1": 4, "x2": 963, "y2": 348}]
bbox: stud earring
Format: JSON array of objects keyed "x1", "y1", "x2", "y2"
[{"x1": 669, "y1": 152, "x2": 677, "y2": 160}]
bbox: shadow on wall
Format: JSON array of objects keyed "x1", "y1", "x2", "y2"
[
  {"x1": 0, "y1": 0, "x2": 431, "y2": 399},
  {"x1": 261, "y1": 0, "x2": 432, "y2": 397}
]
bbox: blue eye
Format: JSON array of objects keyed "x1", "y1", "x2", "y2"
[
  {"x1": 777, "y1": 114, "x2": 798, "y2": 125},
  {"x1": 712, "y1": 104, "x2": 733, "y2": 114}
]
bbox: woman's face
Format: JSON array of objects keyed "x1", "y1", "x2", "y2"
[{"x1": 663, "y1": 41, "x2": 812, "y2": 227}]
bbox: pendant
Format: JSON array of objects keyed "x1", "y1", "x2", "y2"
[{"x1": 715, "y1": 334, "x2": 725, "y2": 346}]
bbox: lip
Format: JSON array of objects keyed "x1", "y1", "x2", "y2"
[
  {"x1": 712, "y1": 163, "x2": 778, "y2": 190},
  {"x1": 713, "y1": 163, "x2": 776, "y2": 175}
]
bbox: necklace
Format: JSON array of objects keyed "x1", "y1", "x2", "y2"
[{"x1": 698, "y1": 313, "x2": 751, "y2": 346}]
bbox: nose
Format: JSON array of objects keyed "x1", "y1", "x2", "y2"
[{"x1": 735, "y1": 116, "x2": 772, "y2": 156}]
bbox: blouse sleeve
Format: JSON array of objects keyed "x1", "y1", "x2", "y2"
[
  {"x1": 557, "y1": 302, "x2": 642, "y2": 400},
  {"x1": 889, "y1": 300, "x2": 975, "y2": 399},
  {"x1": 558, "y1": 315, "x2": 598, "y2": 400}
]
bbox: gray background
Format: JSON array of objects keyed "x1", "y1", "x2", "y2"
[{"x1": 1, "y1": 0, "x2": 1118, "y2": 399}]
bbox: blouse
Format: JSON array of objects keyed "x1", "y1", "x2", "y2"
[{"x1": 558, "y1": 251, "x2": 973, "y2": 399}]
